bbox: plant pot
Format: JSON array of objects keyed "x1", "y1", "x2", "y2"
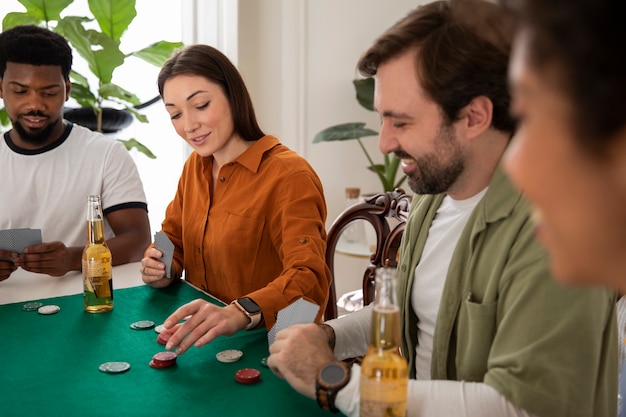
[{"x1": 63, "y1": 107, "x2": 133, "y2": 133}]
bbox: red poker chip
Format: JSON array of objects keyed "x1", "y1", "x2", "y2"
[
  {"x1": 149, "y1": 360, "x2": 174, "y2": 369},
  {"x1": 149, "y1": 351, "x2": 177, "y2": 369},
  {"x1": 156, "y1": 331, "x2": 172, "y2": 345},
  {"x1": 235, "y1": 368, "x2": 261, "y2": 385}
]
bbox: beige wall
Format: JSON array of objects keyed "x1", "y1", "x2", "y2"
[
  {"x1": 0, "y1": 0, "x2": 421, "y2": 250},
  {"x1": 237, "y1": 0, "x2": 421, "y2": 227}
]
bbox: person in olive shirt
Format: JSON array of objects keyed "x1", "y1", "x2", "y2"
[
  {"x1": 266, "y1": 2, "x2": 617, "y2": 416},
  {"x1": 141, "y1": 44, "x2": 331, "y2": 352}
]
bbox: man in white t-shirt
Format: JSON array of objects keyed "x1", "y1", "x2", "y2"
[
  {"x1": 267, "y1": 1, "x2": 617, "y2": 417},
  {"x1": 0, "y1": 25, "x2": 151, "y2": 281}
]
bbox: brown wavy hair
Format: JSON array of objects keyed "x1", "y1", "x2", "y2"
[{"x1": 358, "y1": 0, "x2": 516, "y2": 136}]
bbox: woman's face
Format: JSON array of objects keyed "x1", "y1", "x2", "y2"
[
  {"x1": 504, "y1": 33, "x2": 626, "y2": 291},
  {"x1": 162, "y1": 74, "x2": 240, "y2": 159}
]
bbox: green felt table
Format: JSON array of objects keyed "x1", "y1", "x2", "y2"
[{"x1": 0, "y1": 281, "x2": 335, "y2": 417}]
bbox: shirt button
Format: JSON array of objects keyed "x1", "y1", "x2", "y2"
[
  {"x1": 299, "y1": 237, "x2": 308, "y2": 244},
  {"x1": 219, "y1": 177, "x2": 226, "y2": 182},
  {"x1": 197, "y1": 248, "x2": 201, "y2": 253},
  {"x1": 228, "y1": 162, "x2": 234, "y2": 166}
]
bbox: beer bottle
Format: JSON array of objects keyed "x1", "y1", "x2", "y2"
[
  {"x1": 82, "y1": 195, "x2": 113, "y2": 313},
  {"x1": 360, "y1": 266, "x2": 408, "y2": 416}
]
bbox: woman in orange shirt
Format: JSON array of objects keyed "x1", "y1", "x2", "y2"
[{"x1": 140, "y1": 44, "x2": 331, "y2": 354}]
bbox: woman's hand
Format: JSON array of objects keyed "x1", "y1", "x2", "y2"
[{"x1": 163, "y1": 300, "x2": 251, "y2": 354}]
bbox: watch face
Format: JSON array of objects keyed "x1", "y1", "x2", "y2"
[
  {"x1": 237, "y1": 297, "x2": 261, "y2": 314},
  {"x1": 320, "y1": 363, "x2": 347, "y2": 385}
]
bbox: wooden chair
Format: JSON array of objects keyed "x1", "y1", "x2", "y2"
[{"x1": 324, "y1": 188, "x2": 411, "y2": 320}]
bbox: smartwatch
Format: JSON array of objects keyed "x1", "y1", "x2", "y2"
[
  {"x1": 232, "y1": 297, "x2": 262, "y2": 330},
  {"x1": 315, "y1": 361, "x2": 351, "y2": 413}
]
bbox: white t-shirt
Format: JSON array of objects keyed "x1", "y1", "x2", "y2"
[
  {"x1": 0, "y1": 123, "x2": 147, "y2": 247},
  {"x1": 412, "y1": 190, "x2": 485, "y2": 379}
]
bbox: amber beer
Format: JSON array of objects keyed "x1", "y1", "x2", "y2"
[
  {"x1": 82, "y1": 195, "x2": 113, "y2": 313},
  {"x1": 360, "y1": 266, "x2": 408, "y2": 417}
]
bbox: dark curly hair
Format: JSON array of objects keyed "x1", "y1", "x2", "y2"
[
  {"x1": 502, "y1": 0, "x2": 626, "y2": 151},
  {"x1": 358, "y1": 0, "x2": 517, "y2": 136},
  {"x1": 0, "y1": 25, "x2": 72, "y2": 80}
]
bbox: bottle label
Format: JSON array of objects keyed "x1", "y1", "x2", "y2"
[
  {"x1": 82, "y1": 258, "x2": 113, "y2": 301},
  {"x1": 83, "y1": 259, "x2": 109, "y2": 277},
  {"x1": 360, "y1": 376, "x2": 407, "y2": 417}
]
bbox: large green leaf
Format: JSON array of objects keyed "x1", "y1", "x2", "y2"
[
  {"x1": 0, "y1": 108, "x2": 10, "y2": 128},
  {"x1": 99, "y1": 82, "x2": 141, "y2": 106},
  {"x1": 130, "y1": 41, "x2": 183, "y2": 67},
  {"x1": 125, "y1": 107, "x2": 148, "y2": 123},
  {"x1": 69, "y1": 70, "x2": 97, "y2": 107},
  {"x1": 354, "y1": 77, "x2": 375, "y2": 111},
  {"x1": 69, "y1": 69, "x2": 91, "y2": 89},
  {"x1": 17, "y1": 0, "x2": 73, "y2": 22},
  {"x1": 118, "y1": 138, "x2": 156, "y2": 159},
  {"x1": 69, "y1": 82, "x2": 98, "y2": 107},
  {"x1": 2, "y1": 12, "x2": 42, "y2": 30},
  {"x1": 56, "y1": 17, "x2": 125, "y2": 84},
  {"x1": 312, "y1": 122, "x2": 378, "y2": 143},
  {"x1": 88, "y1": 0, "x2": 136, "y2": 44}
]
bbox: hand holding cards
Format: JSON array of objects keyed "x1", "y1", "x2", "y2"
[
  {"x1": 268, "y1": 298, "x2": 320, "y2": 346},
  {"x1": 0, "y1": 228, "x2": 43, "y2": 260},
  {"x1": 154, "y1": 231, "x2": 174, "y2": 278}
]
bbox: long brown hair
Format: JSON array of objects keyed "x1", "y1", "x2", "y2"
[{"x1": 158, "y1": 44, "x2": 265, "y2": 141}]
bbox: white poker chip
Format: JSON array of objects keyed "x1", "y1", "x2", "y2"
[
  {"x1": 37, "y1": 305, "x2": 61, "y2": 315},
  {"x1": 130, "y1": 320, "x2": 155, "y2": 330},
  {"x1": 216, "y1": 349, "x2": 243, "y2": 363},
  {"x1": 154, "y1": 324, "x2": 166, "y2": 334},
  {"x1": 99, "y1": 361, "x2": 131, "y2": 374}
]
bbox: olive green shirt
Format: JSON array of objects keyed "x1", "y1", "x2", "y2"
[{"x1": 397, "y1": 167, "x2": 617, "y2": 417}]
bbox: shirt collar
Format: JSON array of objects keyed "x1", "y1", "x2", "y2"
[
  {"x1": 235, "y1": 135, "x2": 280, "y2": 173},
  {"x1": 477, "y1": 164, "x2": 523, "y2": 224}
]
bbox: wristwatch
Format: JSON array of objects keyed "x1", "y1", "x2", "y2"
[
  {"x1": 232, "y1": 297, "x2": 262, "y2": 330},
  {"x1": 315, "y1": 361, "x2": 351, "y2": 413}
]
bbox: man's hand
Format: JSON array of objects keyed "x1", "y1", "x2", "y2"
[
  {"x1": 0, "y1": 250, "x2": 18, "y2": 282},
  {"x1": 268, "y1": 323, "x2": 337, "y2": 399},
  {"x1": 17, "y1": 241, "x2": 80, "y2": 276},
  {"x1": 163, "y1": 300, "x2": 250, "y2": 354}
]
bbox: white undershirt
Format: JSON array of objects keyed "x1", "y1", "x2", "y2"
[{"x1": 412, "y1": 190, "x2": 486, "y2": 379}]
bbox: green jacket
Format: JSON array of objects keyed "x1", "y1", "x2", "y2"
[{"x1": 397, "y1": 166, "x2": 617, "y2": 417}]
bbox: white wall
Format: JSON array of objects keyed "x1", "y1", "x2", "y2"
[
  {"x1": 237, "y1": 0, "x2": 422, "y2": 299},
  {"x1": 238, "y1": 0, "x2": 420, "y2": 228},
  {"x1": 1, "y1": 0, "x2": 422, "y2": 289},
  {"x1": 0, "y1": 0, "x2": 187, "y2": 235}
]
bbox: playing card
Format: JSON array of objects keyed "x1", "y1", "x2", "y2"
[
  {"x1": 154, "y1": 231, "x2": 174, "y2": 278},
  {"x1": 268, "y1": 298, "x2": 320, "y2": 346},
  {"x1": 0, "y1": 228, "x2": 43, "y2": 253}
]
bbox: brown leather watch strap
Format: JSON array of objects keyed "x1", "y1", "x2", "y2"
[{"x1": 315, "y1": 361, "x2": 350, "y2": 413}]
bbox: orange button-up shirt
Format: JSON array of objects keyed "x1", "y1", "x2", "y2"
[{"x1": 161, "y1": 135, "x2": 330, "y2": 328}]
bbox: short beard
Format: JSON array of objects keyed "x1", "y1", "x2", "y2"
[
  {"x1": 406, "y1": 121, "x2": 465, "y2": 195},
  {"x1": 12, "y1": 116, "x2": 58, "y2": 147}
]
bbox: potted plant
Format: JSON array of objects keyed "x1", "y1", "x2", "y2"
[
  {"x1": 313, "y1": 77, "x2": 406, "y2": 192},
  {"x1": 0, "y1": 0, "x2": 183, "y2": 158}
]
